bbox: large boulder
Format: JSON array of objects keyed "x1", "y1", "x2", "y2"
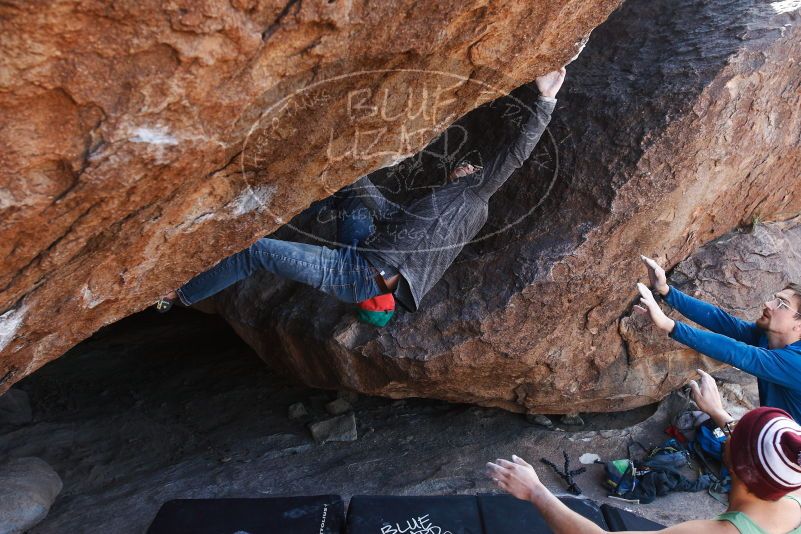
[
  {"x1": 206, "y1": 0, "x2": 801, "y2": 413},
  {"x1": 0, "y1": 457, "x2": 62, "y2": 534},
  {"x1": 0, "y1": 0, "x2": 622, "y2": 390}
]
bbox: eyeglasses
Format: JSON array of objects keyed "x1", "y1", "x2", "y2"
[{"x1": 769, "y1": 296, "x2": 801, "y2": 316}]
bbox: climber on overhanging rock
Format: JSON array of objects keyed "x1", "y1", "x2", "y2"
[
  {"x1": 155, "y1": 67, "x2": 567, "y2": 325},
  {"x1": 635, "y1": 255, "x2": 801, "y2": 422}
]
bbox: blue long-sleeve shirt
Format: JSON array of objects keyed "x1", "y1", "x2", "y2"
[{"x1": 664, "y1": 286, "x2": 801, "y2": 422}]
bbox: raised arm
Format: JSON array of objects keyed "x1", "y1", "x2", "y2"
[
  {"x1": 636, "y1": 284, "x2": 801, "y2": 388},
  {"x1": 474, "y1": 68, "x2": 564, "y2": 202},
  {"x1": 488, "y1": 455, "x2": 725, "y2": 534},
  {"x1": 664, "y1": 286, "x2": 761, "y2": 344},
  {"x1": 670, "y1": 321, "x2": 801, "y2": 389}
]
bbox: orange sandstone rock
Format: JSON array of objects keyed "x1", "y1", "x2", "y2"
[
  {"x1": 205, "y1": 0, "x2": 801, "y2": 412},
  {"x1": 0, "y1": 0, "x2": 619, "y2": 389}
]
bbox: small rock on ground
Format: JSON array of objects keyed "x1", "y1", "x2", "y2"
[
  {"x1": 0, "y1": 457, "x2": 62, "y2": 534},
  {"x1": 526, "y1": 414, "x2": 554, "y2": 428},
  {"x1": 337, "y1": 390, "x2": 359, "y2": 404},
  {"x1": 579, "y1": 453, "x2": 602, "y2": 464},
  {"x1": 288, "y1": 402, "x2": 308, "y2": 419},
  {"x1": 309, "y1": 413, "x2": 357, "y2": 444},
  {"x1": 325, "y1": 398, "x2": 352, "y2": 416},
  {"x1": 561, "y1": 413, "x2": 585, "y2": 426}
]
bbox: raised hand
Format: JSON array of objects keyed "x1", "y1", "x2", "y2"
[
  {"x1": 634, "y1": 282, "x2": 676, "y2": 333},
  {"x1": 640, "y1": 255, "x2": 670, "y2": 296},
  {"x1": 535, "y1": 68, "x2": 567, "y2": 98},
  {"x1": 487, "y1": 455, "x2": 543, "y2": 502},
  {"x1": 689, "y1": 369, "x2": 732, "y2": 427}
]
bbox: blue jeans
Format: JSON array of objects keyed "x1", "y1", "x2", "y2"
[{"x1": 177, "y1": 190, "x2": 384, "y2": 306}]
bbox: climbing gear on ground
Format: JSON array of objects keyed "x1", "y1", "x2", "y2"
[
  {"x1": 540, "y1": 451, "x2": 586, "y2": 495},
  {"x1": 695, "y1": 419, "x2": 727, "y2": 462},
  {"x1": 602, "y1": 439, "x2": 711, "y2": 505}
]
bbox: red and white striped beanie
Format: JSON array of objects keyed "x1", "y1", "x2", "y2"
[{"x1": 729, "y1": 407, "x2": 801, "y2": 500}]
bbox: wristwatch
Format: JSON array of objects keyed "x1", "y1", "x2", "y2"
[{"x1": 721, "y1": 420, "x2": 738, "y2": 439}]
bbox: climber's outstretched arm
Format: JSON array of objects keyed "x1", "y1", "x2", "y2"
[{"x1": 475, "y1": 68, "x2": 566, "y2": 202}]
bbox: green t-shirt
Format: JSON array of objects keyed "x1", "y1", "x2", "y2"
[{"x1": 715, "y1": 495, "x2": 801, "y2": 533}]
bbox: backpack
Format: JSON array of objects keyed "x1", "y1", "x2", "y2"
[
  {"x1": 602, "y1": 440, "x2": 710, "y2": 504},
  {"x1": 695, "y1": 419, "x2": 727, "y2": 462},
  {"x1": 603, "y1": 458, "x2": 638, "y2": 497}
]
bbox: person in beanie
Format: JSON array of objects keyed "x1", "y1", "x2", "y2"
[
  {"x1": 728, "y1": 407, "x2": 801, "y2": 504},
  {"x1": 488, "y1": 370, "x2": 801, "y2": 533},
  {"x1": 155, "y1": 68, "x2": 567, "y2": 324}
]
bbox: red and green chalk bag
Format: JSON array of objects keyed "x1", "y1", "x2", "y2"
[{"x1": 357, "y1": 293, "x2": 396, "y2": 327}]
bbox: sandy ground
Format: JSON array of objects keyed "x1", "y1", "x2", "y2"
[{"x1": 0, "y1": 308, "x2": 756, "y2": 533}]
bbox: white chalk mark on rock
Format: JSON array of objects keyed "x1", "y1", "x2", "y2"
[
  {"x1": 231, "y1": 185, "x2": 277, "y2": 216},
  {"x1": 568, "y1": 34, "x2": 591, "y2": 64},
  {"x1": 129, "y1": 127, "x2": 179, "y2": 145},
  {"x1": 0, "y1": 305, "x2": 26, "y2": 353},
  {"x1": 80, "y1": 285, "x2": 104, "y2": 309}
]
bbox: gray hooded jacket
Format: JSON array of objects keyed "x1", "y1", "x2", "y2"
[{"x1": 358, "y1": 96, "x2": 556, "y2": 311}]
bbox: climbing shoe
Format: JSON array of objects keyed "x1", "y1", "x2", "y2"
[{"x1": 154, "y1": 297, "x2": 174, "y2": 313}]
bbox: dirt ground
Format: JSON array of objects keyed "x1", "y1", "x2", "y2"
[{"x1": 0, "y1": 308, "x2": 756, "y2": 533}]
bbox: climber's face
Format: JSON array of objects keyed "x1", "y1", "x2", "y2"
[
  {"x1": 756, "y1": 288, "x2": 801, "y2": 338},
  {"x1": 449, "y1": 163, "x2": 481, "y2": 182}
]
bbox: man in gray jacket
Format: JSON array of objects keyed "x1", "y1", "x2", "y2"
[{"x1": 158, "y1": 68, "x2": 566, "y2": 317}]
